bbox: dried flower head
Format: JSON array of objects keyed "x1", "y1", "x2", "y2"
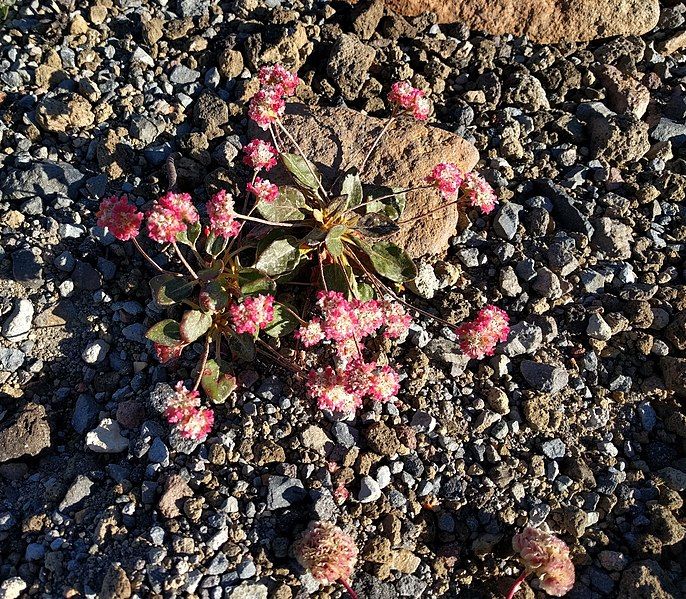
[
  {"x1": 243, "y1": 139, "x2": 278, "y2": 171},
  {"x1": 207, "y1": 190, "x2": 241, "y2": 239},
  {"x1": 248, "y1": 88, "x2": 285, "y2": 129},
  {"x1": 456, "y1": 304, "x2": 510, "y2": 360},
  {"x1": 513, "y1": 527, "x2": 575, "y2": 597},
  {"x1": 294, "y1": 521, "x2": 358, "y2": 585},
  {"x1": 96, "y1": 195, "x2": 143, "y2": 241},
  {"x1": 229, "y1": 294, "x2": 275, "y2": 335},
  {"x1": 154, "y1": 343, "x2": 184, "y2": 363},
  {"x1": 427, "y1": 163, "x2": 465, "y2": 198},
  {"x1": 258, "y1": 64, "x2": 301, "y2": 96},
  {"x1": 247, "y1": 177, "x2": 280, "y2": 204},
  {"x1": 462, "y1": 171, "x2": 498, "y2": 215},
  {"x1": 388, "y1": 81, "x2": 430, "y2": 120}
]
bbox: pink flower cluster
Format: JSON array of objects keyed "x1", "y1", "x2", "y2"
[
  {"x1": 229, "y1": 294, "x2": 275, "y2": 335},
  {"x1": 296, "y1": 291, "x2": 411, "y2": 350},
  {"x1": 249, "y1": 64, "x2": 301, "y2": 129},
  {"x1": 294, "y1": 521, "x2": 358, "y2": 585},
  {"x1": 164, "y1": 382, "x2": 214, "y2": 440},
  {"x1": 388, "y1": 81, "x2": 431, "y2": 120},
  {"x1": 463, "y1": 171, "x2": 498, "y2": 215},
  {"x1": 207, "y1": 190, "x2": 241, "y2": 239},
  {"x1": 147, "y1": 192, "x2": 199, "y2": 244},
  {"x1": 247, "y1": 177, "x2": 279, "y2": 204},
  {"x1": 456, "y1": 305, "x2": 510, "y2": 360},
  {"x1": 513, "y1": 527, "x2": 575, "y2": 597},
  {"x1": 307, "y1": 359, "x2": 400, "y2": 413},
  {"x1": 96, "y1": 195, "x2": 143, "y2": 241},
  {"x1": 427, "y1": 163, "x2": 498, "y2": 215},
  {"x1": 243, "y1": 139, "x2": 278, "y2": 171}
]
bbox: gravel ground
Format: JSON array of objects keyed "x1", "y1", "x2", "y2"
[{"x1": 0, "y1": 1, "x2": 685, "y2": 598}]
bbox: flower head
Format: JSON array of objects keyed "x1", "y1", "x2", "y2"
[
  {"x1": 243, "y1": 139, "x2": 278, "y2": 171},
  {"x1": 96, "y1": 195, "x2": 143, "y2": 241},
  {"x1": 427, "y1": 163, "x2": 465, "y2": 198},
  {"x1": 295, "y1": 318, "x2": 326, "y2": 347},
  {"x1": 388, "y1": 81, "x2": 430, "y2": 120},
  {"x1": 159, "y1": 191, "x2": 199, "y2": 224},
  {"x1": 294, "y1": 521, "x2": 358, "y2": 585},
  {"x1": 247, "y1": 177, "x2": 280, "y2": 204},
  {"x1": 207, "y1": 190, "x2": 241, "y2": 239},
  {"x1": 513, "y1": 527, "x2": 575, "y2": 597},
  {"x1": 176, "y1": 406, "x2": 214, "y2": 440},
  {"x1": 258, "y1": 64, "x2": 301, "y2": 96},
  {"x1": 381, "y1": 301, "x2": 412, "y2": 340},
  {"x1": 146, "y1": 204, "x2": 187, "y2": 244},
  {"x1": 307, "y1": 367, "x2": 362, "y2": 414},
  {"x1": 230, "y1": 294, "x2": 275, "y2": 336},
  {"x1": 248, "y1": 88, "x2": 285, "y2": 129},
  {"x1": 461, "y1": 172, "x2": 498, "y2": 215},
  {"x1": 163, "y1": 382, "x2": 213, "y2": 440},
  {"x1": 456, "y1": 304, "x2": 509, "y2": 360}
]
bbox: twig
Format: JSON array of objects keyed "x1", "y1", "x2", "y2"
[
  {"x1": 193, "y1": 336, "x2": 211, "y2": 392},
  {"x1": 358, "y1": 115, "x2": 395, "y2": 176},
  {"x1": 131, "y1": 237, "x2": 168, "y2": 273},
  {"x1": 505, "y1": 571, "x2": 529, "y2": 599},
  {"x1": 318, "y1": 249, "x2": 328, "y2": 292},
  {"x1": 397, "y1": 194, "x2": 464, "y2": 225},
  {"x1": 340, "y1": 578, "x2": 358, "y2": 599},
  {"x1": 173, "y1": 242, "x2": 198, "y2": 279}
]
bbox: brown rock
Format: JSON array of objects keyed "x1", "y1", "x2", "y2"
[
  {"x1": 100, "y1": 563, "x2": 132, "y2": 599},
  {"x1": 659, "y1": 30, "x2": 686, "y2": 56},
  {"x1": 661, "y1": 357, "x2": 686, "y2": 396},
  {"x1": 158, "y1": 474, "x2": 193, "y2": 518},
  {"x1": 36, "y1": 95, "x2": 95, "y2": 132},
  {"x1": 218, "y1": 48, "x2": 244, "y2": 79},
  {"x1": 0, "y1": 403, "x2": 51, "y2": 462},
  {"x1": 254, "y1": 104, "x2": 479, "y2": 257},
  {"x1": 142, "y1": 17, "x2": 164, "y2": 45},
  {"x1": 116, "y1": 399, "x2": 146, "y2": 429},
  {"x1": 618, "y1": 560, "x2": 679, "y2": 598},
  {"x1": 365, "y1": 422, "x2": 401, "y2": 456},
  {"x1": 381, "y1": 0, "x2": 660, "y2": 44},
  {"x1": 595, "y1": 65, "x2": 650, "y2": 119}
]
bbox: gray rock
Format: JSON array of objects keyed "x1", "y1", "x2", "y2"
[
  {"x1": 542, "y1": 438, "x2": 566, "y2": 459},
  {"x1": 651, "y1": 118, "x2": 686, "y2": 147},
  {"x1": 587, "y1": 314, "x2": 612, "y2": 340},
  {"x1": 72, "y1": 394, "x2": 100, "y2": 434},
  {"x1": 503, "y1": 322, "x2": 543, "y2": 356},
  {"x1": 86, "y1": 419, "x2": 129, "y2": 453},
  {"x1": 0, "y1": 348, "x2": 25, "y2": 372},
  {"x1": 358, "y1": 475, "x2": 382, "y2": 503},
  {"x1": 2, "y1": 161, "x2": 85, "y2": 201},
  {"x1": 0, "y1": 577, "x2": 27, "y2": 599},
  {"x1": 532, "y1": 267, "x2": 562, "y2": 298},
  {"x1": 170, "y1": 65, "x2": 200, "y2": 84},
  {"x1": 229, "y1": 584, "x2": 268, "y2": 599},
  {"x1": 59, "y1": 475, "x2": 94, "y2": 512},
  {"x1": 266, "y1": 476, "x2": 306, "y2": 510},
  {"x1": 1, "y1": 299, "x2": 33, "y2": 341},
  {"x1": 54, "y1": 251, "x2": 75, "y2": 272},
  {"x1": 177, "y1": 0, "x2": 211, "y2": 17},
  {"x1": 82, "y1": 339, "x2": 109, "y2": 364},
  {"x1": 332, "y1": 422, "x2": 356, "y2": 448},
  {"x1": 493, "y1": 202, "x2": 522, "y2": 240},
  {"x1": 408, "y1": 262, "x2": 439, "y2": 299},
  {"x1": 11, "y1": 248, "x2": 43, "y2": 287},
  {"x1": 73, "y1": 260, "x2": 102, "y2": 290},
  {"x1": 538, "y1": 180, "x2": 594, "y2": 237},
  {"x1": 520, "y1": 360, "x2": 569, "y2": 393},
  {"x1": 148, "y1": 437, "x2": 170, "y2": 465},
  {"x1": 24, "y1": 543, "x2": 45, "y2": 561}
]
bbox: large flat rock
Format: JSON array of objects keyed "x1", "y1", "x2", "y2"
[
  {"x1": 382, "y1": 0, "x2": 660, "y2": 44},
  {"x1": 254, "y1": 104, "x2": 479, "y2": 258}
]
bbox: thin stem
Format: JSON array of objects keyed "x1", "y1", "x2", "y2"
[
  {"x1": 132, "y1": 238, "x2": 167, "y2": 273},
  {"x1": 268, "y1": 123, "x2": 283, "y2": 154},
  {"x1": 345, "y1": 184, "x2": 432, "y2": 215},
  {"x1": 358, "y1": 115, "x2": 395, "y2": 176},
  {"x1": 278, "y1": 302, "x2": 307, "y2": 325},
  {"x1": 505, "y1": 571, "x2": 529, "y2": 599},
  {"x1": 235, "y1": 213, "x2": 295, "y2": 227},
  {"x1": 397, "y1": 194, "x2": 463, "y2": 225},
  {"x1": 193, "y1": 336, "x2": 211, "y2": 392},
  {"x1": 256, "y1": 339, "x2": 301, "y2": 373},
  {"x1": 173, "y1": 242, "x2": 198, "y2": 279},
  {"x1": 318, "y1": 249, "x2": 328, "y2": 292},
  {"x1": 276, "y1": 119, "x2": 328, "y2": 199},
  {"x1": 339, "y1": 578, "x2": 358, "y2": 599},
  {"x1": 242, "y1": 170, "x2": 258, "y2": 214}
]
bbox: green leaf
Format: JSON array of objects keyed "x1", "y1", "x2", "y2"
[
  {"x1": 256, "y1": 186, "x2": 307, "y2": 222},
  {"x1": 200, "y1": 359, "x2": 237, "y2": 404},
  {"x1": 149, "y1": 274, "x2": 195, "y2": 306},
  {"x1": 238, "y1": 268, "x2": 276, "y2": 295},
  {"x1": 355, "y1": 212, "x2": 401, "y2": 239},
  {"x1": 145, "y1": 319, "x2": 182, "y2": 346},
  {"x1": 179, "y1": 310, "x2": 213, "y2": 343},
  {"x1": 365, "y1": 186, "x2": 407, "y2": 220},
  {"x1": 281, "y1": 153, "x2": 321, "y2": 191},
  {"x1": 354, "y1": 239, "x2": 417, "y2": 283},
  {"x1": 323, "y1": 263, "x2": 353, "y2": 297},
  {"x1": 325, "y1": 224, "x2": 347, "y2": 257},
  {"x1": 201, "y1": 280, "x2": 229, "y2": 311},
  {"x1": 254, "y1": 236, "x2": 303, "y2": 276},
  {"x1": 228, "y1": 332, "x2": 256, "y2": 362},
  {"x1": 177, "y1": 221, "x2": 201, "y2": 247},
  {"x1": 204, "y1": 231, "x2": 229, "y2": 258},
  {"x1": 264, "y1": 303, "x2": 300, "y2": 338},
  {"x1": 341, "y1": 170, "x2": 363, "y2": 208},
  {"x1": 355, "y1": 281, "x2": 376, "y2": 300},
  {"x1": 198, "y1": 260, "x2": 224, "y2": 281}
]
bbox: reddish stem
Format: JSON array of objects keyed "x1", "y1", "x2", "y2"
[
  {"x1": 339, "y1": 578, "x2": 358, "y2": 599},
  {"x1": 505, "y1": 571, "x2": 528, "y2": 599}
]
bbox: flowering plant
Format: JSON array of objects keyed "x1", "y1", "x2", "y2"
[{"x1": 96, "y1": 64, "x2": 508, "y2": 440}]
